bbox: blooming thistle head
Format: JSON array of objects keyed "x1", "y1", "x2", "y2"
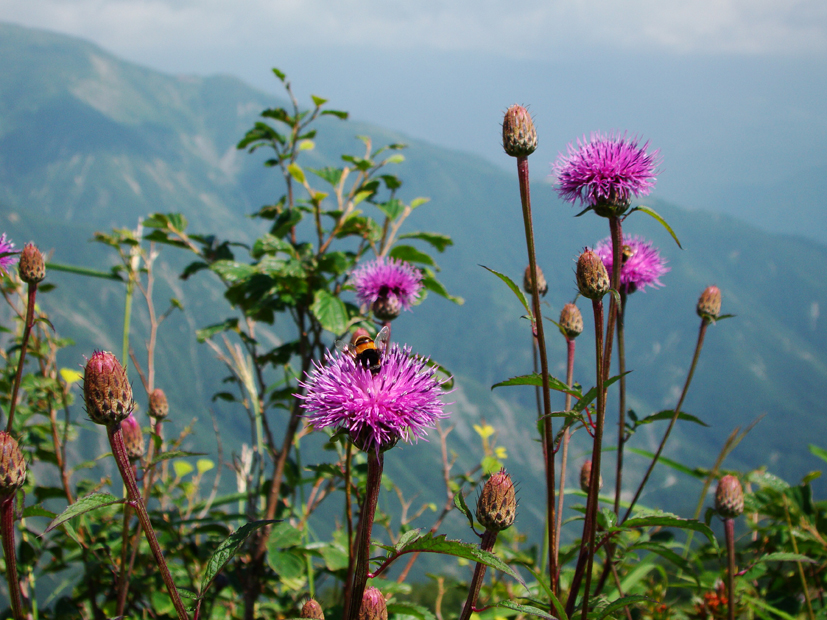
[
  {"x1": 351, "y1": 257, "x2": 423, "y2": 322},
  {"x1": 552, "y1": 132, "x2": 660, "y2": 217},
  {"x1": 576, "y1": 248, "x2": 609, "y2": 300},
  {"x1": 502, "y1": 105, "x2": 538, "y2": 158},
  {"x1": 0, "y1": 234, "x2": 17, "y2": 276},
  {"x1": 299, "y1": 344, "x2": 449, "y2": 454},
  {"x1": 594, "y1": 235, "x2": 669, "y2": 294},
  {"x1": 83, "y1": 351, "x2": 134, "y2": 427}
]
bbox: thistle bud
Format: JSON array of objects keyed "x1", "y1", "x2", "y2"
[
  {"x1": 502, "y1": 105, "x2": 537, "y2": 158},
  {"x1": 351, "y1": 327, "x2": 370, "y2": 345},
  {"x1": 697, "y1": 286, "x2": 722, "y2": 322},
  {"x1": 149, "y1": 388, "x2": 169, "y2": 420},
  {"x1": 559, "y1": 303, "x2": 583, "y2": 339},
  {"x1": 579, "y1": 460, "x2": 603, "y2": 494},
  {"x1": 83, "y1": 351, "x2": 134, "y2": 426},
  {"x1": 358, "y1": 587, "x2": 388, "y2": 620},
  {"x1": 121, "y1": 415, "x2": 145, "y2": 461},
  {"x1": 371, "y1": 296, "x2": 402, "y2": 322},
  {"x1": 523, "y1": 265, "x2": 548, "y2": 297},
  {"x1": 576, "y1": 249, "x2": 609, "y2": 300},
  {"x1": 715, "y1": 475, "x2": 744, "y2": 519},
  {"x1": 476, "y1": 468, "x2": 517, "y2": 532},
  {"x1": 0, "y1": 432, "x2": 26, "y2": 498},
  {"x1": 301, "y1": 598, "x2": 325, "y2": 620},
  {"x1": 18, "y1": 242, "x2": 45, "y2": 284}
]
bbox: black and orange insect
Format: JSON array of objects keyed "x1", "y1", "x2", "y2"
[{"x1": 336, "y1": 326, "x2": 390, "y2": 374}]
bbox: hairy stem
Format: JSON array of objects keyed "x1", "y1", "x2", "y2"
[
  {"x1": 614, "y1": 291, "x2": 627, "y2": 515},
  {"x1": 347, "y1": 450, "x2": 384, "y2": 620},
  {"x1": 6, "y1": 283, "x2": 37, "y2": 433},
  {"x1": 1, "y1": 495, "x2": 24, "y2": 620},
  {"x1": 554, "y1": 337, "x2": 576, "y2": 585},
  {"x1": 724, "y1": 518, "x2": 736, "y2": 620},
  {"x1": 459, "y1": 530, "x2": 498, "y2": 620}
]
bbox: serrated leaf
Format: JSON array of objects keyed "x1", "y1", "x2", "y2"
[
  {"x1": 629, "y1": 206, "x2": 682, "y2": 249},
  {"x1": 310, "y1": 167, "x2": 344, "y2": 187},
  {"x1": 201, "y1": 520, "x2": 277, "y2": 594},
  {"x1": 480, "y1": 265, "x2": 531, "y2": 317},
  {"x1": 311, "y1": 289, "x2": 349, "y2": 335},
  {"x1": 637, "y1": 410, "x2": 709, "y2": 427},
  {"x1": 45, "y1": 493, "x2": 123, "y2": 533}
]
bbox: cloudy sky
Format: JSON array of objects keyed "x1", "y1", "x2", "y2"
[{"x1": 2, "y1": 1, "x2": 826, "y2": 228}]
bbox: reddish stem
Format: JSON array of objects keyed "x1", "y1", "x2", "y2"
[
  {"x1": 1, "y1": 495, "x2": 24, "y2": 620},
  {"x1": 6, "y1": 283, "x2": 37, "y2": 433}
]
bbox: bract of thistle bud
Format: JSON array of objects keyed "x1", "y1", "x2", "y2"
[
  {"x1": 371, "y1": 296, "x2": 402, "y2": 322},
  {"x1": 715, "y1": 474, "x2": 744, "y2": 519},
  {"x1": 559, "y1": 303, "x2": 583, "y2": 339},
  {"x1": 579, "y1": 460, "x2": 603, "y2": 494},
  {"x1": 576, "y1": 249, "x2": 609, "y2": 300},
  {"x1": 502, "y1": 105, "x2": 538, "y2": 158},
  {"x1": 697, "y1": 285, "x2": 722, "y2": 322},
  {"x1": 523, "y1": 265, "x2": 548, "y2": 297},
  {"x1": 300, "y1": 598, "x2": 325, "y2": 620},
  {"x1": 476, "y1": 468, "x2": 517, "y2": 532},
  {"x1": 358, "y1": 587, "x2": 388, "y2": 620},
  {"x1": 83, "y1": 351, "x2": 134, "y2": 426},
  {"x1": 18, "y1": 242, "x2": 45, "y2": 284},
  {"x1": 0, "y1": 432, "x2": 26, "y2": 498},
  {"x1": 121, "y1": 415, "x2": 145, "y2": 461},
  {"x1": 149, "y1": 388, "x2": 169, "y2": 420}
]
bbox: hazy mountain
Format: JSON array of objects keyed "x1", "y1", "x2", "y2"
[{"x1": 2, "y1": 22, "x2": 826, "y2": 542}]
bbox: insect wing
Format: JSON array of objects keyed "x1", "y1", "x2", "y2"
[
  {"x1": 374, "y1": 325, "x2": 391, "y2": 354},
  {"x1": 334, "y1": 335, "x2": 354, "y2": 356}
]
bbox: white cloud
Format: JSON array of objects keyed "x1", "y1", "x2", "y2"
[{"x1": 2, "y1": 0, "x2": 826, "y2": 61}]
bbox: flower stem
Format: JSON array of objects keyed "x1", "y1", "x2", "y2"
[
  {"x1": 553, "y1": 337, "x2": 576, "y2": 585},
  {"x1": 107, "y1": 423, "x2": 189, "y2": 620},
  {"x1": 516, "y1": 155, "x2": 557, "y2": 597},
  {"x1": 1, "y1": 494, "x2": 24, "y2": 620},
  {"x1": 724, "y1": 517, "x2": 736, "y2": 620},
  {"x1": 622, "y1": 318, "x2": 709, "y2": 523},
  {"x1": 459, "y1": 530, "x2": 498, "y2": 620},
  {"x1": 6, "y1": 283, "x2": 37, "y2": 433},
  {"x1": 613, "y1": 290, "x2": 628, "y2": 516},
  {"x1": 346, "y1": 450, "x2": 384, "y2": 620}
]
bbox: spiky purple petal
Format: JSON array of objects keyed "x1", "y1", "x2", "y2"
[
  {"x1": 594, "y1": 234, "x2": 669, "y2": 293},
  {"x1": 552, "y1": 133, "x2": 660, "y2": 206},
  {"x1": 0, "y1": 234, "x2": 17, "y2": 275},
  {"x1": 351, "y1": 257, "x2": 423, "y2": 311},
  {"x1": 298, "y1": 344, "x2": 449, "y2": 454}
]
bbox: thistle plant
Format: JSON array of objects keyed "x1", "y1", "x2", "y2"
[
  {"x1": 0, "y1": 431, "x2": 26, "y2": 620},
  {"x1": 716, "y1": 475, "x2": 743, "y2": 620}
]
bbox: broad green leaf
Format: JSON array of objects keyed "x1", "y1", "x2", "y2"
[
  {"x1": 197, "y1": 459, "x2": 215, "y2": 474},
  {"x1": 268, "y1": 550, "x2": 305, "y2": 579},
  {"x1": 421, "y1": 274, "x2": 463, "y2": 305},
  {"x1": 311, "y1": 290, "x2": 349, "y2": 335},
  {"x1": 491, "y1": 372, "x2": 576, "y2": 395},
  {"x1": 310, "y1": 167, "x2": 344, "y2": 187},
  {"x1": 298, "y1": 139, "x2": 315, "y2": 151},
  {"x1": 210, "y1": 261, "x2": 256, "y2": 284},
  {"x1": 747, "y1": 470, "x2": 790, "y2": 491},
  {"x1": 808, "y1": 444, "x2": 827, "y2": 464},
  {"x1": 398, "y1": 231, "x2": 454, "y2": 253},
  {"x1": 593, "y1": 595, "x2": 652, "y2": 620},
  {"x1": 201, "y1": 520, "x2": 277, "y2": 594},
  {"x1": 389, "y1": 245, "x2": 437, "y2": 268},
  {"x1": 410, "y1": 197, "x2": 430, "y2": 209},
  {"x1": 629, "y1": 206, "x2": 682, "y2": 249},
  {"x1": 637, "y1": 410, "x2": 709, "y2": 427},
  {"x1": 757, "y1": 552, "x2": 817, "y2": 564},
  {"x1": 287, "y1": 163, "x2": 305, "y2": 184},
  {"x1": 384, "y1": 154, "x2": 405, "y2": 164},
  {"x1": 622, "y1": 511, "x2": 716, "y2": 546},
  {"x1": 45, "y1": 493, "x2": 123, "y2": 533},
  {"x1": 480, "y1": 265, "x2": 531, "y2": 318},
  {"x1": 22, "y1": 506, "x2": 56, "y2": 519},
  {"x1": 268, "y1": 521, "x2": 303, "y2": 549},
  {"x1": 173, "y1": 460, "x2": 194, "y2": 478},
  {"x1": 377, "y1": 198, "x2": 405, "y2": 220},
  {"x1": 495, "y1": 600, "x2": 558, "y2": 620}
]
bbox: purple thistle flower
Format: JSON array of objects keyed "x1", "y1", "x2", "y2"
[
  {"x1": 594, "y1": 234, "x2": 669, "y2": 294},
  {"x1": 0, "y1": 234, "x2": 17, "y2": 275},
  {"x1": 298, "y1": 344, "x2": 449, "y2": 454},
  {"x1": 552, "y1": 133, "x2": 660, "y2": 208},
  {"x1": 351, "y1": 257, "x2": 423, "y2": 313}
]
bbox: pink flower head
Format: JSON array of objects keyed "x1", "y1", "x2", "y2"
[
  {"x1": 351, "y1": 257, "x2": 423, "y2": 312},
  {"x1": 594, "y1": 234, "x2": 669, "y2": 294},
  {"x1": 298, "y1": 344, "x2": 449, "y2": 454},
  {"x1": 552, "y1": 133, "x2": 660, "y2": 207},
  {"x1": 0, "y1": 234, "x2": 17, "y2": 275}
]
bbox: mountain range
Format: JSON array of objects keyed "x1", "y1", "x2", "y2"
[{"x1": 1, "y1": 22, "x2": 826, "y2": 542}]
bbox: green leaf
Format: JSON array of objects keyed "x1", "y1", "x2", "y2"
[
  {"x1": 196, "y1": 318, "x2": 239, "y2": 342},
  {"x1": 626, "y1": 447, "x2": 704, "y2": 479},
  {"x1": 410, "y1": 197, "x2": 430, "y2": 209},
  {"x1": 632, "y1": 542, "x2": 691, "y2": 572},
  {"x1": 621, "y1": 511, "x2": 716, "y2": 546},
  {"x1": 453, "y1": 492, "x2": 476, "y2": 531},
  {"x1": 173, "y1": 460, "x2": 194, "y2": 478},
  {"x1": 421, "y1": 274, "x2": 463, "y2": 305},
  {"x1": 310, "y1": 167, "x2": 344, "y2": 187},
  {"x1": 311, "y1": 290, "x2": 349, "y2": 335},
  {"x1": 494, "y1": 600, "x2": 558, "y2": 620},
  {"x1": 45, "y1": 493, "x2": 123, "y2": 533},
  {"x1": 389, "y1": 245, "x2": 437, "y2": 268},
  {"x1": 491, "y1": 372, "x2": 577, "y2": 395},
  {"x1": 272, "y1": 67, "x2": 286, "y2": 81},
  {"x1": 287, "y1": 163, "x2": 305, "y2": 184},
  {"x1": 148, "y1": 450, "x2": 207, "y2": 467},
  {"x1": 480, "y1": 265, "x2": 531, "y2": 318},
  {"x1": 210, "y1": 261, "x2": 256, "y2": 284},
  {"x1": 808, "y1": 444, "x2": 827, "y2": 464},
  {"x1": 22, "y1": 506, "x2": 56, "y2": 519},
  {"x1": 398, "y1": 231, "x2": 454, "y2": 253},
  {"x1": 45, "y1": 262, "x2": 125, "y2": 281},
  {"x1": 636, "y1": 410, "x2": 709, "y2": 427},
  {"x1": 310, "y1": 95, "x2": 328, "y2": 107},
  {"x1": 593, "y1": 595, "x2": 652, "y2": 620},
  {"x1": 377, "y1": 198, "x2": 405, "y2": 220},
  {"x1": 321, "y1": 109, "x2": 349, "y2": 120},
  {"x1": 384, "y1": 154, "x2": 405, "y2": 164},
  {"x1": 757, "y1": 552, "x2": 817, "y2": 564},
  {"x1": 628, "y1": 206, "x2": 682, "y2": 249},
  {"x1": 201, "y1": 520, "x2": 277, "y2": 595}
]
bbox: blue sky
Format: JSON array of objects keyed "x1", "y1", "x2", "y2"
[{"x1": 2, "y1": 1, "x2": 826, "y2": 235}]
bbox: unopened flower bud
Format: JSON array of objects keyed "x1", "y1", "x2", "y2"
[
  {"x1": 84, "y1": 351, "x2": 134, "y2": 426},
  {"x1": 358, "y1": 587, "x2": 388, "y2": 620},
  {"x1": 576, "y1": 249, "x2": 609, "y2": 300},
  {"x1": 371, "y1": 296, "x2": 402, "y2": 322},
  {"x1": 697, "y1": 286, "x2": 722, "y2": 322},
  {"x1": 476, "y1": 468, "x2": 517, "y2": 532},
  {"x1": 559, "y1": 303, "x2": 583, "y2": 339},
  {"x1": 301, "y1": 598, "x2": 325, "y2": 620},
  {"x1": 121, "y1": 415, "x2": 145, "y2": 461},
  {"x1": 523, "y1": 265, "x2": 548, "y2": 297},
  {"x1": 502, "y1": 105, "x2": 537, "y2": 158},
  {"x1": 715, "y1": 475, "x2": 743, "y2": 519},
  {"x1": 0, "y1": 432, "x2": 26, "y2": 498},
  {"x1": 18, "y1": 243, "x2": 45, "y2": 284},
  {"x1": 149, "y1": 388, "x2": 169, "y2": 420},
  {"x1": 351, "y1": 328, "x2": 370, "y2": 345},
  {"x1": 579, "y1": 460, "x2": 603, "y2": 494}
]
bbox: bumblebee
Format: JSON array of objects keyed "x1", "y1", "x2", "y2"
[{"x1": 337, "y1": 326, "x2": 390, "y2": 374}]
